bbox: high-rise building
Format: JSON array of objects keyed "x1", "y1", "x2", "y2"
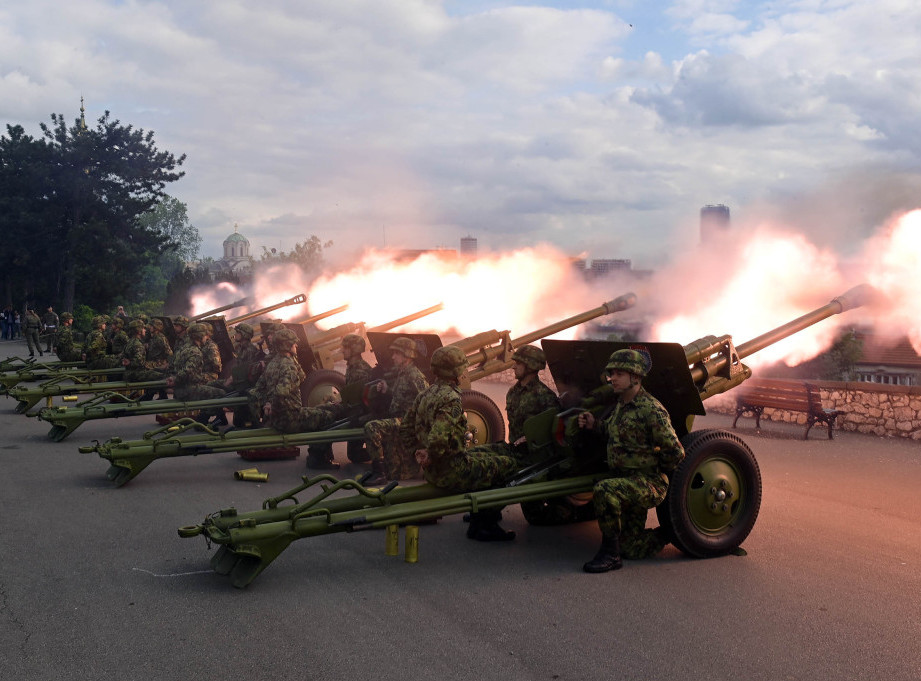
[
  {"x1": 460, "y1": 236, "x2": 477, "y2": 258},
  {"x1": 700, "y1": 204, "x2": 731, "y2": 244},
  {"x1": 590, "y1": 259, "x2": 632, "y2": 277}
]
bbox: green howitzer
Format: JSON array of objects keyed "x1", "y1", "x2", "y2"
[
  {"x1": 37, "y1": 304, "x2": 446, "y2": 441},
  {"x1": 82, "y1": 294, "x2": 637, "y2": 485},
  {"x1": 8, "y1": 374, "x2": 166, "y2": 414},
  {"x1": 39, "y1": 393, "x2": 251, "y2": 442},
  {"x1": 178, "y1": 284, "x2": 873, "y2": 588},
  {"x1": 81, "y1": 416, "x2": 368, "y2": 487},
  {"x1": 249, "y1": 303, "x2": 350, "y2": 348},
  {"x1": 1, "y1": 365, "x2": 124, "y2": 393}
]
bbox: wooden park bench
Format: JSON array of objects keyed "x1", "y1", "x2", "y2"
[{"x1": 732, "y1": 378, "x2": 842, "y2": 440}]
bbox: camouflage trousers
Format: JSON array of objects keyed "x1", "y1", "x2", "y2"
[
  {"x1": 593, "y1": 471, "x2": 669, "y2": 560},
  {"x1": 364, "y1": 418, "x2": 423, "y2": 480},
  {"x1": 173, "y1": 384, "x2": 228, "y2": 420},
  {"x1": 87, "y1": 355, "x2": 121, "y2": 371},
  {"x1": 125, "y1": 368, "x2": 165, "y2": 383},
  {"x1": 425, "y1": 448, "x2": 521, "y2": 492},
  {"x1": 271, "y1": 405, "x2": 339, "y2": 435}
]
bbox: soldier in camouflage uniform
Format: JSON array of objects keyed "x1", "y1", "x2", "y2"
[
  {"x1": 404, "y1": 346, "x2": 520, "y2": 541},
  {"x1": 169, "y1": 316, "x2": 191, "y2": 367},
  {"x1": 576, "y1": 349, "x2": 685, "y2": 573},
  {"x1": 120, "y1": 320, "x2": 165, "y2": 384},
  {"x1": 470, "y1": 345, "x2": 561, "y2": 462},
  {"x1": 83, "y1": 316, "x2": 120, "y2": 370},
  {"x1": 24, "y1": 309, "x2": 43, "y2": 357},
  {"x1": 364, "y1": 337, "x2": 430, "y2": 483},
  {"x1": 54, "y1": 313, "x2": 83, "y2": 362},
  {"x1": 167, "y1": 323, "x2": 228, "y2": 424},
  {"x1": 248, "y1": 329, "x2": 340, "y2": 439},
  {"x1": 108, "y1": 317, "x2": 129, "y2": 357},
  {"x1": 142, "y1": 318, "x2": 172, "y2": 400},
  {"x1": 340, "y1": 333, "x2": 374, "y2": 463}
]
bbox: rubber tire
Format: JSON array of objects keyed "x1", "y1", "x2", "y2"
[
  {"x1": 461, "y1": 389, "x2": 505, "y2": 445},
  {"x1": 657, "y1": 428, "x2": 761, "y2": 558},
  {"x1": 301, "y1": 369, "x2": 345, "y2": 408}
]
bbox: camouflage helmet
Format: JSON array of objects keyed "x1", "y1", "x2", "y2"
[
  {"x1": 60, "y1": 312, "x2": 73, "y2": 323},
  {"x1": 604, "y1": 349, "x2": 650, "y2": 378},
  {"x1": 512, "y1": 344, "x2": 546, "y2": 372},
  {"x1": 187, "y1": 323, "x2": 210, "y2": 340},
  {"x1": 137, "y1": 313, "x2": 150, "y2": 323},
  {"x1": 430, "y1": 345, "x2": 469, "y2": 380},
  {"x1": 342, "y1": 333, "x2": 366, "y2": 354},
  {"x1": 234, "y1": 323, "x2": 254, "y2": 340},
  {"x1": 389, "y1": 337, "x2": 417, "y2": 359},
  {"x1": 172, "y1": 315, "x2": 190, "y2": 329},
  {"x1": 150, "y1": 318, "x2": 164, "y2": 331},
  {"x1": 274, "y1": 328, "x2": 298, "y2": 351},
  {"x1": 91, "y1": 315, "x2": 106, "y2": 328},
  {"x1": 113, "y1": 316, "x2": 125, "y2": 328},
  {"x1": 127, "y1": 319, "x2": 145, "y2": 334}
]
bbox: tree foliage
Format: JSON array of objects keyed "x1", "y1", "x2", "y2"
[
  {"x1": 0, "y1": 109, "x2": 186, "y2": 314},
  {"x1": 258, "y1": 235, "x2": 332, "y2": 275}
]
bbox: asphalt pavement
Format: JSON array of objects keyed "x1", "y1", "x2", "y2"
[{"x1": 1, "y1": 342, "x2": 919, "y2": 681}]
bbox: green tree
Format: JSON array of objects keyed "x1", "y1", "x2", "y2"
[
  {"x1": 259, "y1": 235, "x2": 331, "y2": 275},
  {"x1": 40, "y1": 109, "x2": 186, "y2": 312},
  {"x1": 0, "y1": 125, "x2": 56, "y2": 308},
  {"x1": 138, "y1": 195, "x2": 201, "y2": 280}
]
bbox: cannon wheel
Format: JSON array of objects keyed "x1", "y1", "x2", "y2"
[
  {"x1": 301, "y1": 369, "x2": 345, "y2": 408},
  {"x1": 461, "y1": 390, "x2": 505, "y2": 445},
  {"x1": 657, "y1": 428, "x2": 761, "y2": 558}
]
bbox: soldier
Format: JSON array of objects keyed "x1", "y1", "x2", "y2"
[
  {"x1": 576, "y1": 349, "x2": 685, "y2": 573},
  {"x1": 108, "y1": 316, "x2": 129, "y2": 357},
  {"x1": 42, "y1": 306, "x2": 59, "y2": 353},
  {"x1": 120, "y1": 320, "x2": 164, "y2": 384},
  {"x1": 339, "y1": 333, "x2": 374, "y2": 463},
  {"x1": 142, "y1": 318, "x2": 172, "y2": 400},
  {"x1": 54, "y1": 313, "x2": 82, "y2": 362},
  {"x1": 167, "y1": 323, "x2": 228, "y2": 425},
  {"x1": 363, "y1": 337, "x2": 430, "y2": 483},
  {"x1": 170, "y1": 316, "x2": 191, "y2": 355},
  {"x1": 24, "y1": 309, "x2": 43, "y2": 357},
  {"x1": 248, "y1": 329, "x2": 340, "y2": 448},
  {"x1": 405, "y1": 345, "x2": 521, "y2": 541}
]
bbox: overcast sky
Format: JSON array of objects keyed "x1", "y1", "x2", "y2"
[{"x1": 3, "y1": 0, "x2": 920, "y2": 266}]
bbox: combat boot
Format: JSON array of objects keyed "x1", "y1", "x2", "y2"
[
  {"x1": 467, "y1": 509, "x2": 515, "y2": 542},
  {"x1": 363, "y1": 459, "x2": 388, "y2": 485},
  {"x1": 583, "y1": 535, "x2": 622, "y2": 573},
  {"x1": 306, "y1": 445, "x2": 340, "y2": 471}
]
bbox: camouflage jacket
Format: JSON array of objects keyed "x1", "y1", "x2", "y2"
[
  {"x1": 345, "y1": 356, "x2": 373, "y2": 386},
  {"x1": 506, "y1": 378, "x2": 561, "y2": 443},
  {"x1": 146, "y1": 332, "x2": 173, "y2": 369},
  {"x1": 55, "y1": 327, "x2": 82, "y2": 362},
  {"x1": 248, "y1": 354, "x2": 305, "y2": 424},
  {"x1": 234, "y1": 340, "x2": 265, "y2": 367},
  {"x1": 121, "y1": 337, "x2": 147, "y2": 371},
  {"x1": 374, "y1": 363, "x2": 428, "y2": 418},
  {"x1": 173, "y1": 344, "x2": 209, "y2": 389},
  {"x1": 83, "y1": 329, "x2": 108, "y2": 362},
  {"x1": 201, "y1": 339, "x2": 222, "y2": 382},
  {"x1": 109, "y1": 330, "x2": 129, "y2": 356},
  {"x1": 595, "y1": 388, "x2": 684, "y2": 473},
  {"x1": 400, "y1": 380, "x2": 467, "y2": 475}
]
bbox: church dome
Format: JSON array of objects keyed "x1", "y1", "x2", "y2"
[{"x1": 224, "y1": 231, "x2": 249, "y2": 244}]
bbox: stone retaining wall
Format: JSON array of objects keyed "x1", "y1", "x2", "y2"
[{"x1": 706, "y1": 380, "x2": 921, "y2": 440}]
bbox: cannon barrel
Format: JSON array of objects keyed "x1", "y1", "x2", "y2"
[
  {"x1": 684, "y1": 284, "x2": 875, "y2": 396},
  {"x1": 226, "y1": 294, "x2": 307, "y2": 324},
  {"x1": 460, "y1": 293, "x2": 637, "y2": 384},
  {"x1": 193, "y1": 297, "x2": 253, "y2": 321},
  {"x1": 307, "y1": 303, "x2": 445, "y2": 365}
]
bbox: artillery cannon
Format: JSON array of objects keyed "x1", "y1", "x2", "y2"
[
  {"x1": 35, "y1": 304, "x2": 445, "y2": 441},
  {"x1": 84, "y1": 294, "x2": 637, "y2": 485},
  {"x1": 191, "y1": 297, "x2": 252, "y2": 321},
  {"x1": 177, "y1": 284, "x2": 873, "y2": 588}
]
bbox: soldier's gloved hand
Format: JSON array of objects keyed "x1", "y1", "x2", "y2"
[
  {"x1": 263, "y1": 403, "x2": 272, "y2": 418},
  {"x1": 513, "y1": 436, "x2": 526, "y2": 447},
  {"x1": 577, "y1": 411, "x2": 594, "y2": 430}
]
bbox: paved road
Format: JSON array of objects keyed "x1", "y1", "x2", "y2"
[{"x1": 1, "y1": 352, "x2": 919, "y2": 681}]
